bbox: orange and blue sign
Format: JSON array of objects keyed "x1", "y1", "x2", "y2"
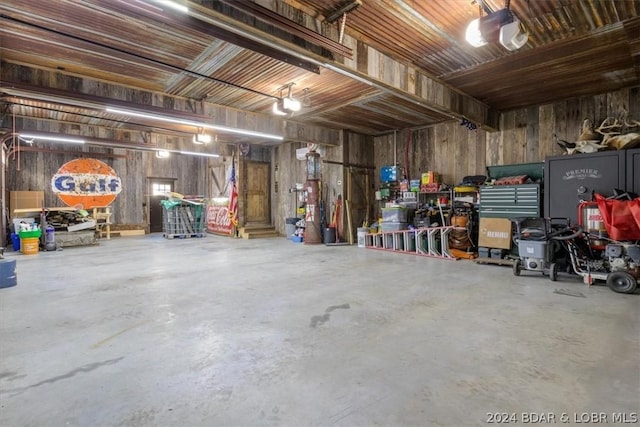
[{"x1": 51, "y1": 158, "x2": 122, "y2": 209}]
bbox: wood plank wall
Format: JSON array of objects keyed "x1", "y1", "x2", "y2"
[
  {"x1": 272, "y1": 142, "x2": 313, "y2": 234},
  {"x1": 5, "y1": 85, "x2": 637, "y2": 234},
  {"x1": 374, "y1": 87, "x2": 639, "y2": 187},
  {"x1": 271, "y1": 132, "x2": 359, "y2": 236},
  {"x1": 7, "y1": 148, "x2": 211, "y2": 227}
]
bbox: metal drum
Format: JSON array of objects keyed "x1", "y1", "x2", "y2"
[{"x1": 578, "y1": 201, "x2": 608, "y2": 247}]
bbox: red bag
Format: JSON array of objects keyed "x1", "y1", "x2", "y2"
[{"x1": 595, "y1": 193, "x2": 640, "y2": 240}]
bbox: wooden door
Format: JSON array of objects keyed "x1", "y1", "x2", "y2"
[
  {"x1": 149, "y1": 179, "x2": 174, "y2": 233},
  {"x1": 244, "y1": 161, "x2": 270, "y2": 224}
]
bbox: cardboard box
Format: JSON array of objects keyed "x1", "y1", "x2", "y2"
[
  {"x1": 10, "y1": 191, "x2": 44, "y2": 218},
  {"x1": 421, "y1": 171, "x2": 440, "y2": 185},
  {"x1": 478, "y1": 217, "x2": 512, "y2": 249}
]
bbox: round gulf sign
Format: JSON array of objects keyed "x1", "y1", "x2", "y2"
[{"x1": 51, "y1": 158, "x2": 122, "y2": 209}]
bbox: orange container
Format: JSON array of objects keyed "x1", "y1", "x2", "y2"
[{"x1": 20, "y1": 237, "x2": 39, "y2": 255}]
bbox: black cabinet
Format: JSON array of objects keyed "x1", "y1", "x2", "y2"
[
  {"x1": 628, "y1": 149, "x2": 640, "y2": 195},
  {"x1": 544, "y1": 148, "x2": 638, "y2": 225}
]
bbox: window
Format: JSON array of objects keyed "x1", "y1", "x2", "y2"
[{"x1": 152, "y1": 182, "x2": 172, "y2": 196}]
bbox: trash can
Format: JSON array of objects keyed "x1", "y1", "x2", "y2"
[
  {"x1": 285, "y1": 217, "x2": 298, "y2": 239},
  {"x1": 324, "y1": 227, "x2": 336, "y2": 245},
  {"x1": 18, "y1": 229, "x2": 42, "y2": 255},
  {"x1": 357, "y1": 227, "x2": 368, "y2": 248},
  {"x1": 10, "y1": 233, "x2": 20, "y2": 251},
  {"x1": 0, "y1": 259, "x2": 17, "y2": 288}
]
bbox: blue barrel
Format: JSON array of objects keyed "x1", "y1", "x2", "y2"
[
  {"x1": 10, "y1": 233, "x2": 20, "y2": 251},
  {"x1": 0, "y1": 259, "x2": 17, "y2": 288}
]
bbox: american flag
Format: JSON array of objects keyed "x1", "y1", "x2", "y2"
[{"x1": 228, "y1": 157, "x2": 238, "y2": 227}]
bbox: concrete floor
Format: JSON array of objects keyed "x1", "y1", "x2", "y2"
[{"x1": 0, "y1": 234, "x2": 638, "y2": 427}]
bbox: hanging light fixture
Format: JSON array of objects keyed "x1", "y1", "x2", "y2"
[
  {"x1": 465, "y1": 8, "x2": 510, "y2": 47},
  {"x1": 499, "y1": 17, "x2": 528, "y2": 51},
  {"x1": 272, "y1": 102, "x2": 287, "y2": 116},
  {"x1": 193, "y1": 129, "x2": 212, "y2": 144},
  {"x1": 272, "y1": 83, "x2": 301, "y2": 116},
  {"x1": 465, "y1": 2, "x2": 528, "y2": 51}
]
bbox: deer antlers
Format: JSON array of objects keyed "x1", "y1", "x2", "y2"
[{"x1": 595, "y1": 115, "x2": 640, "y2": 150}]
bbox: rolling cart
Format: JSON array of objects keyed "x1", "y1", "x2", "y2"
[{"x1": 511, "y1": 217, "x2": 570, "y2": 281}]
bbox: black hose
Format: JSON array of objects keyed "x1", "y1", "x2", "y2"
[{"x1": 550, "y1": 226, "x2": 584, "y2": 241}]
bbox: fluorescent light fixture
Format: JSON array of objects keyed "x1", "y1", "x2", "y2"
[
  {"x1": 179, "y1": 150, "x2": 220, "y2": 158},
  {"x1": 156, "y1": 150, "x2": 170, "y2": 158},
  {"x1": 193, "y1": 133, "x2": 212, "y2": 144},
  {"x1": 19, "y1": 134, "x2": 85, "y2": 144},
  {"x1": 106, "y1": 107, "x2": 284, "y2": 141},
  {"x1": 153, "y1": 0, "x2": 188, "y2": 13}
]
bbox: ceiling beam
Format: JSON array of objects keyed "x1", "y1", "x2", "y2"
[
  {"x1": 219, "y1": 0, "x2": 352, "y2": 58},
  {"x1": 0, "y1": 74, "x2": 341, "y2": 146},
  {"x1": 188, "y1": 0, "x2": 494, "y2": 129}
]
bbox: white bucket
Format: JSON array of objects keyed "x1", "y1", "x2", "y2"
[{"x1": 357, "y1": 227, "x2": 367, "y2": 248}]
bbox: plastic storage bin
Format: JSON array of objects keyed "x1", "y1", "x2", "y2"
[
  {"x1": 380, "y1": 166, "x2": 397, "y2": 183},
  {"x1": 478, "y1": 247, "x2": 491, "y2": 258},
  {"x1": 381, "y1": 207, "x2": 408, "y2": 223},
  {"x1": 380, "y1": 222, "x2": 408, "y2": 233}
]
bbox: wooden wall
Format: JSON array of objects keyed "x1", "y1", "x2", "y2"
[
  {"x1": 269, "y1": 130, "x2": 376, "y2": 238},
  {"x1": 7, "y1": 147, "x2": 212, "y2": 227},
  {"x1": 5, "y1": 85, "x2": 637, "y2": 235},
  {"x1": 374, "y1": 86, "x2": 639, "y2": 187},
  {"x1": 271, "y1": 137, "x2": 345, "y2": 235}
]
